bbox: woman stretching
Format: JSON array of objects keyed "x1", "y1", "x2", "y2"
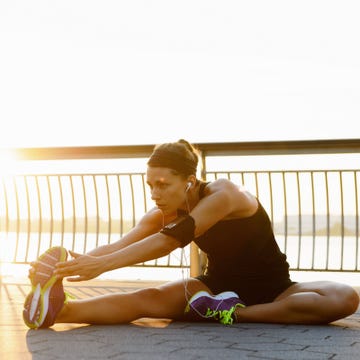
[{"x1": 23, "y1": 139, "x2": 359, "y2": 329}]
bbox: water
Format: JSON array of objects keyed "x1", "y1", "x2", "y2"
[{"x1": 2, "y1": 231, "x2": 360, "y2": 286}]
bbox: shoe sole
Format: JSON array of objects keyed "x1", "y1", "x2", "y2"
[
  {"x1": 189, "y1": 290, "x2": 239, "y2": 303},
  {"x1": 23, "y1": 246, "x2": 67, "y2": 329}
]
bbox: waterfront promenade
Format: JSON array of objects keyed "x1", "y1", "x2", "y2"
[{"x1": 1, "y1": 276, "x2": 360, "y2": 359}]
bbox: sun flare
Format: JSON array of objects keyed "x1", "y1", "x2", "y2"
[{"x1": 0, "y1": 149, "x2": 17, "y2": 177}]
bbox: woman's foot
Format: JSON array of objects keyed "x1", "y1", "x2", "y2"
[
  {"x1": 23, "y1": 246, "x2": 68, "y2": 329},
  {"x1": 185, "y1": 290, "x2": 245, "y2": 325}
]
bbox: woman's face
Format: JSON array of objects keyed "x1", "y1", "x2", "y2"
[{"x1": 146, "y1": 166, "x2": 188, "y2": 215}]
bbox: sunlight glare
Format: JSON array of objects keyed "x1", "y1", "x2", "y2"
[
  {"x1": 0, "y1": 149, "x2": 17, "y2": 176},
  {"x1": 0, "y1": 149, "x2": 19, "y2": 277}
]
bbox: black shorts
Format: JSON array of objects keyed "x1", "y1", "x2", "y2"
[{"x1": 196, "y1": 273, "x2": 296, "y2": 306}]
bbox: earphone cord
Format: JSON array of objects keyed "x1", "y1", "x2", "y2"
[
  {"x1": 182, "y1": 191, "x2": 227, "y2": 319},
  {"x1": 182, "y1": 191, "x2": 213, "y2": 318},
  {"x1": 162, "y1": 188, "x2": 211, "y2": 319},
  {"x1": 183, "y1": 191, "x2": 192, "y2": 302}
]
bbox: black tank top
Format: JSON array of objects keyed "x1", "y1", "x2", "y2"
[{"x1": 195, "y1": 182, "x2": 290, "y2": 281}]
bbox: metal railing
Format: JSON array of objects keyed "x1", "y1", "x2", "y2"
[
  {"x1": 1, "y1": 139, "x2": 360, "y2": 274},
  {"x1": 207, "y1": 169, "x2": 360, "y2": 272},
  {"x1": 0, "y1": 172, "x2": 189, "y2": 269}
]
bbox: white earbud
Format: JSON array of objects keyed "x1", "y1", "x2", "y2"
[{"x1": 186, "y1": 182, "x2": 192, "y2": 192}]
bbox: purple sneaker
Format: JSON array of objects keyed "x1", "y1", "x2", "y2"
[
  {"x1": 23, "y1": 246, "x2": 68, "y2": 329},
  {"x1": 185, "y1": 291, "x2": 245, "y2": 325}
]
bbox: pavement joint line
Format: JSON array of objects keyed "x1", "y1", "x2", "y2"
[{"x1": 1, "y1": 278, "x2": 360, "y2": 360}]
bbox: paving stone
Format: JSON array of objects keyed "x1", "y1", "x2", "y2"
[{"x1": 2, "y1": 279, "x2": 360, "y2": 360}]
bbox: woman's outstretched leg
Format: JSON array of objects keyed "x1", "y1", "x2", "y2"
[
  {"x1": 22, "y1": 246, "x2": 212, "y2": 329},
  {"x1": 55, "y1": 279, "x2": 211, "y2": 325}
]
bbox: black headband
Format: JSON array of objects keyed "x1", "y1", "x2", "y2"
[{"x1": 147, "y1": 149, "x2": 197, "y2": 175}]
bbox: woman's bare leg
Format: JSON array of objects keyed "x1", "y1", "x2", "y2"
[
  {"x1": 55, "y1": 279, "x2": 211, "y2": 325},
  {"x1": 234, "y1": 281, "x2": 359, "y2": 324}
]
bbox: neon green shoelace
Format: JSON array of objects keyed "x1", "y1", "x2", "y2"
[
  {"x1": 205, "y1": 307, "x2": 236, "y2": 325},
  {"x1": 219, "y1": 309, "x2": 235, "y2": 325}
]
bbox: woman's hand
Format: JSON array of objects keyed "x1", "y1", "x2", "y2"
[
  {"x1": 54, "y1": 250, "x2": 106, "y2": 282},
  {"x1": 28, "y1": 261, "x2": 37, "y2": 282}
]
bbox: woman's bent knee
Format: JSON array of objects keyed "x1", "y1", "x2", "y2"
[
  {"x1": 276, "y1": 281, "x2": 359, "y2": 323},
  {"x1": 339, "y1": 285, "x2": 359, "y2": 317},
  {"x1": 324, "y1": 283, "x2": 360, "y2": 322}
]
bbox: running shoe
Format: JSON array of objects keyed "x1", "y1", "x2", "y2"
[
  {"x1": 185, "y1": 290, "x2": 245, "y2": 325},
  {"x1": 23, "y1": 246, "x2": 68, "y2": 329}
]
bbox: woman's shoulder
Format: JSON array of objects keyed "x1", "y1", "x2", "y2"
[
  {"x1": 137, "y1": 207, "x2": 164, "y2": 231},
  {"x1": 205, "y1": 178, "x2": 255, "y2": 199},
  {"x1": 201, "y1": 178, "x2": 237, "y2": 193},
  {"x1": 202, "y1": 179, "x2": 259, "y2": 219}
]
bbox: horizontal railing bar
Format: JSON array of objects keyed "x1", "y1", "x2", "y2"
[
  {"x1": 8, "y1": 169, "x2": 360, "y2": 177},
  {"x1": 3, "y1": 139, "x2": 360, "y2": 161},
  {"x1": 208, "y1": 169, "x2": 360, "y2": 174},
  {"x1": 3, "y1": 145, "x2": 155, "y2": 161},
  {"x1": 198, "y1": 139, "x2": 360, "y2": 156},
  {"x1": 8, "y1": 172, "x2": 148, "y2": 177}
]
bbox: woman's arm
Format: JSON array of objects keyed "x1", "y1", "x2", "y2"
[
  {"x1": 51, "y1": 208, "x2": 164, "y2": 281},
  {"x1": 190, "y1": 178, "x2": 258, "y2": 237},
  {"x1": 82, "y1": 207, "x2": 164, "y2": 257},
  {"x1": 55, "y1": 231, "x2": 179, "y2": 281}
]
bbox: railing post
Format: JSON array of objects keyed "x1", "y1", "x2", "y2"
[
  {"x1": 190, "y1": 148, "x2": 207, "y2": 277},
  {"x1": 190, "y1": 243, "x2": 201, "y2": 276}
]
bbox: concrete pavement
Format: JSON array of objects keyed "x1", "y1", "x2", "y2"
[{"x1": 1, "y1": 276, "x2": 360, "y2": 359}]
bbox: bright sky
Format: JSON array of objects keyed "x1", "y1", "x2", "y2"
[{"x1": 0, "y1": 0, "x2": 359, "y2": 148}]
